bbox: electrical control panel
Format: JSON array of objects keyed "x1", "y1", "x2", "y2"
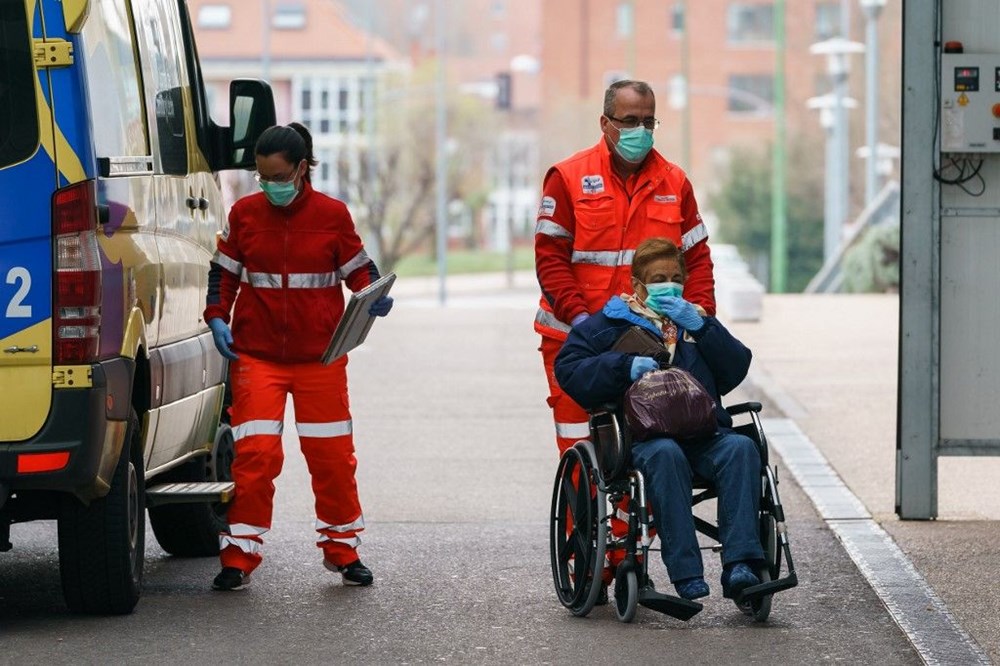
[{"x1": 941, "y1": 53, "x2": 1000, "y2": 153}]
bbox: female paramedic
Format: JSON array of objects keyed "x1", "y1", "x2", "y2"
[
  {"x1": 204, "y1": 123, "x2": 392, "y2": 591},
  {"x1": 553, "y1": 237, "x2": 764, "y2": 602}
]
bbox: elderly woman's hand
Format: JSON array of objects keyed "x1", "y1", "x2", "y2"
[
  {"x1": 655, "y1": 296, "x2": 704, "y2": 332},
  {"x1": 630, "y1": 356, "x2": 660, "y2": 381}
]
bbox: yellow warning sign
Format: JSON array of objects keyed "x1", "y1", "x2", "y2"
[{"x1": 958, "y1": 92, "x2": 970, "y2": 107}]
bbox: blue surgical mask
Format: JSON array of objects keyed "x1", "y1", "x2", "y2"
[
  {"x1": 614, "y1": 126, "x2": 654, "y2": 163},
  {"x1": 644, "y1": 281, "x2": 683, "y2": 313},
  {"x1": 259, "y1": 180, "x2": 299, "y2": 207}
]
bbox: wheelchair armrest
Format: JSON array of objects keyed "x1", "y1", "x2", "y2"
[
  {"x1": 726, "y1": 401, "x2": 762, "y2": 416},
  {"x1": 590, "y1": 402, "x2": 620, "y2": 415}
]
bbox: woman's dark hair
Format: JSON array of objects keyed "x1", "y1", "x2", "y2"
[
  {"x1": 632, "y1": 237, "x2": 686, "y2": 281},
  {"x1": 255, "y1": 122, "x2": 318, "y2": 181}
]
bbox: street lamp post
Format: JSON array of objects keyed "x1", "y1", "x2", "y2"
[
  {"x1": 809, "y1": 38, "x2": 863, "y2": 261},
  {"x1": 434, "y1": 0, "x2": 448, "y2": 305},
  {"x1": 860, "y1": 0, "x2": 887, "y2": 206}
]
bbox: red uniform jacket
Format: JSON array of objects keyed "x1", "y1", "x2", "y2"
[
  {"x1": 204, "y1": 181, "x2": 380, "y2": 364},
  {"x1": 534, "y1": 140, "x2": 715, "y2": 341}
]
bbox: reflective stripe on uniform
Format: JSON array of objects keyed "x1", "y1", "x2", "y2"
[
  {"x1": 338, "y1": 250, "x2": 371, "y2": 278},
  {"x1": 571, "y1": 249, "x2": 634, "y2": 268},
  {"x1": 535, "y1": 308, "x2": 571, "y2": 334},
  {"x1": 296, "y1": 420, "x2": 353, "y2": 438},
  {"x1": 317, "y1": 534, "x2": 361, "y2": 548},
  {"x1": 535, "y1": 219, "x2": 573, "y2": 240},
  {"x1": 212, "y1": 250, "x2": 243, "y2": 276},
  {"x1": 219, "y1": 534, "x2": 262, "y2": 554},
  {"x1": 288, "y1": 272, "x2": 340, "y2": 288},
  {"x1": 555, "y1": 421, "x2": 591, "y2": 439},
  {"x1": 232, "y1": 419, "x2": 284, "y2": 441},
  {"x1": 229, "y1": 522, "x2": 269, "y2": 537},
  {"x1": 241, "y1": 270, "x2": 283, "y2": 288},
  {"x1": 681, "y1": 222, "x2": 708, "y2": 252},
  {"x1": 316, "y1": 515, "x2": 365, "y2": 533}
]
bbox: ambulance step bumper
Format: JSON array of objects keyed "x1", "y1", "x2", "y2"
[{"x1": 146, "y1": 481, "x2": 235, "y2": 506}]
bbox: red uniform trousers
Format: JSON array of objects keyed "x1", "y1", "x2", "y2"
[{"x1": 219, "y1": 354, "x2": 364, "y2": 574}]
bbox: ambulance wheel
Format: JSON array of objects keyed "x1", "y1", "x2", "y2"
[
  {"x1": 58, "y1": 409, "x2": 145, "y2": 615},
  {"x1": 148, "y1": 423, "x2": 234, "y2": 557}
]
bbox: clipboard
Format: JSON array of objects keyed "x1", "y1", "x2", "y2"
[{"x1": 321, "y1": 272, "x2": 396, "y2": 364}]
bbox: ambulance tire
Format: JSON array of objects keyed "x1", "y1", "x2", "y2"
[
  {"x1": 148, "y1": 423, "x2": 234, "y2": 557},
  {"x1": 58, "y1": 409, "x2": 145, "y2": 615}
]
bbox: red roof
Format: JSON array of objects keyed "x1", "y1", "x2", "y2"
[{"x1": 189, "y1": 0, "x2": 399, "y2": 61}]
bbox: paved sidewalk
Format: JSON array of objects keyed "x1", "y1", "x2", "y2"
[
  {"x1": 394, "y1": 273, "x2": 1000, "y2": 662},
  {"x1": 727, "y1": 294, "x2": 1000, "y2": 663}
]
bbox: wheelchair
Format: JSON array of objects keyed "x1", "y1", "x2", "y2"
[{"x1": 549, "y1": 401, "x2": 797, "y2": 623}]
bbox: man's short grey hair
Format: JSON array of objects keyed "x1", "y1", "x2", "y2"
[{"x1": 603, "y1": 80, "x2": 655, "y2": 117}]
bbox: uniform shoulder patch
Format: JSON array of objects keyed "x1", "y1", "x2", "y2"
[{"x1": 538, "y1": 196, "x2": 556, "y2": 217}]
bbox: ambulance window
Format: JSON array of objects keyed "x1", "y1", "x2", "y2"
[
  {"x1": 132, "y1": 0, "x2": 190, "y2": 175},
  {"x1": 0, "y1": 0, "x2": 38, "y2": 169},
  {"x1": 80, "y1": 3, "x2": 150, "y2": 159}
]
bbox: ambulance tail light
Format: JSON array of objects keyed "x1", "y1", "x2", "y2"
[{"x1": 53, "y1": 180, "x2": 102, "y2": 364}]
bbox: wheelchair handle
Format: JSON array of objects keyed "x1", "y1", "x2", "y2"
[{"x1": 726, "y1": 401, "x2": 762, "y2": 416}]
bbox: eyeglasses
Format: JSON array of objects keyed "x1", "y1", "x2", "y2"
[
  {"x1": 254, "y1": 168, "x2": 297, "y2": 184},
  {"x1": 607, "y1": 115, "x2": 660, "y2": 131}
]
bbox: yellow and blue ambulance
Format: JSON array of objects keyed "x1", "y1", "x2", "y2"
[{"x1": 0, "y1": 0, "x2": 274, "y2": 613}]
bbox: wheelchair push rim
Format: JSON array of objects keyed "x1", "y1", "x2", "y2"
[{"x1": 549, "y1": 443, "x2": 606, "y2": 616}]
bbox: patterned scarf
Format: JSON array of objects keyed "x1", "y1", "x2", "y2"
[{"x1": 622, "y1": 292, "x2": 677, "y2": 362}]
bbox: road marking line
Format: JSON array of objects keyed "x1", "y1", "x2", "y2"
[{"x1": 763, "y1": 418, "x2": 991, "y2": 666}]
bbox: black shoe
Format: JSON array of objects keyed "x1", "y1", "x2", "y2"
[
  {"x1": 212, "y1": 567, "x2": 250, "y2": 591},
  {"x1": 594, "y1": 582, "x2": 609, "y2": 606},
  {"x1": 325, "y1": 558, "x2": 373, "y2": 586}
]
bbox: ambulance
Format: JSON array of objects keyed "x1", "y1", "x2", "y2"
[{"x1": 0, "y1": 0, "x2": 274, "y2": 613}]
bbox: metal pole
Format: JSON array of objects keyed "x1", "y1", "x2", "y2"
[
  {"x1": 834, "y1": 0, "x2": 851, "y2": 254},
  {"x1": 261, "y1": 0, "x2": 271, "y2": 82},
  {"x1": 770, "y1": 0, "x2": 787, "y2": 293},
  {"x1": 434, "y1": 0, "x2": 448, "y2": 305},
  {"x1": 680, "y1": 0, "x2": 691, "y2": 171},
  {"x1": 364, "y1": 0, "x2": 380, "y2": 265},
  {"x1": 862, "y1": 2, "x2": 884, "y2": 206}
]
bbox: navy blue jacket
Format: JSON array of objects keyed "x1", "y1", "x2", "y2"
[{"x1": 554, "y1": 296, "x2": 752, "y2": 430}]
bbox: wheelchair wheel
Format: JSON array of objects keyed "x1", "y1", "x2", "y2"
[
  {"x1": 550, "y1": 443, "x2": 607, "y2": 617},
  {"x1": 738, "y1": 512, "x2": 778, "y2": 622},
  {"x1": 613, "y1": 566, "x2": 638, "y2": 623}
]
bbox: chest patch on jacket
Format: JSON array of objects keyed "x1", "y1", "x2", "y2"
[
  {"x1": 581, "y1": 175, "x2": 605, "y2": 194},
  {"x1": 654, "y1": 194, "x2": 677, "y2": 203}
]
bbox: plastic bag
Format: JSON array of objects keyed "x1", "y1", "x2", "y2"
[{"x1": 624, "y1": 367, "x2": 717, "y2": 442}]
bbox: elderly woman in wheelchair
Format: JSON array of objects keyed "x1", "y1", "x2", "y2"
[{"x1": 549, "y1": 237, "x2": 795, "y2": 622}]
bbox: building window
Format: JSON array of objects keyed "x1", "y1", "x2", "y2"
[
  {"x1": 727, "y1": 74, "x2": 774, "y2": 115},
  {"x1": 490, "y1": 32, "x2": 508, "y2": 53},
  {"x1": 273, "y1": 3, "x2": 306, "y2": 30},
  {"x1": 490, "y1": 1, "x2": 505, "y2": 18},
  {"x1": 815, "y1": 2, "x2": 841, "y2": 40},
  {"x1": 617, "y1": 2, "x2": 634, "y2": 39},
  {"x1": 197, "y1": 4, "x2": 231, "y2": 30},
  {"x1": 727, "y1": 4, "x2": 774, "y2": 44}
]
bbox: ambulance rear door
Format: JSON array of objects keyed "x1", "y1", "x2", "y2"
[{"x1": 0, "y1": 0, "x2": 57, "y2": 442}]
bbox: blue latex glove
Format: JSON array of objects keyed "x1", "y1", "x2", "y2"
[
  {"x1": 654, "y1": 296, "x2": 704, "y2": 332},
  {"x1": 369, "y1": 295, "x2": 393, "y2": 317},
  {"x1": 630, "y1": 356, "x2": 659, "y2": 382},
  {"x1": 208, "y1": 318, "x2": 239, "y2": 361},
  {"x1": 570, "y1": 312, "x2": 589, "y2": 327}
]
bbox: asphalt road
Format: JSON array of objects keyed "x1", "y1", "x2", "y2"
[{"x1": 0, "y1": 294, "x2": 920, "y2": 664}]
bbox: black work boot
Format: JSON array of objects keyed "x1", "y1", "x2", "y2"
[
  {"x1": 325, "y1": 558, "x2": 373, "y2": 586},
  {"x1": 212, "y1": 567, "x2": 250, "y2": 591}
]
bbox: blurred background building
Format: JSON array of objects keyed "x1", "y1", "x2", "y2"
[{"x1": 190, "y1": 0, "x2": 902, "y2": 292}]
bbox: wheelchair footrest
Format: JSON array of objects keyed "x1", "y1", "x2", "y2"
[
  {"x1": 637, "y1": 587, "x2": 703, "y2": 621},
  {"x1": 734, "y1": 573, "x2": 798, "y2": 604}
]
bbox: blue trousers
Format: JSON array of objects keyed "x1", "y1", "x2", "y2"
[{"x1": 630, "y1": 430, "x2": 764, "y2": 583}]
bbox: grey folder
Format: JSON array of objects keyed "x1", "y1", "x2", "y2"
[{"x1": 321, "y1": 272, "x2": 396, "y2": 364}]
